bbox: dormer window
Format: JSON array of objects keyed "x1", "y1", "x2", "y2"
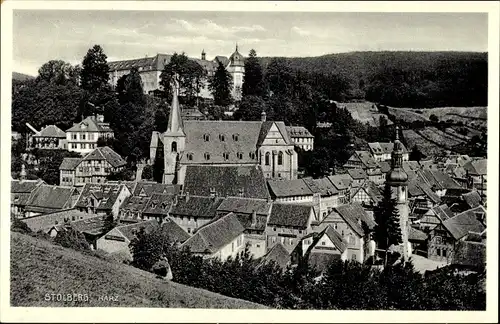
[
  {"x1": 209, "y1": 187, "x2": 216, "y2": 197},
  {"x1": 219, "y1": 134, "x2": 225, "y2": 141},
  {"x1": 223, "y1": 152, "x2": 230, "y2": 160},
  {"x1": 233, "y1": 134, "x2": 239, "y2": 141},
  {"x1": 203, "y1": 134, "x2": 210, "y2": 142},
  {"x1": 204, "y1": 152, "x2": 210, "y2": 161}
]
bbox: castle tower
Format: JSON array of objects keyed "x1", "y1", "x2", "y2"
[
  {"x1": 228, "y1": 44, "x2": 245, "y2": 101},
  {"x1": 385, "y1": 126, "x2": 411, "y2": 261},
  {"x1": 201, "y1": 49, "x2": 206, "y2": 61},
  {"x1": 162, "y1": 75, "x2": 185, "y2": 184}
]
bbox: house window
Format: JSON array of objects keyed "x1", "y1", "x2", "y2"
[
  {"x1": 443, "y1": 249, "x2": 447, "y2": 257},
  {"x1": 278, "y1": 151, "x2": 283, "y2": 165},
  {"x1": 321, "y1": 241, "x2": 326, "y2": 246},
  {"x1": 237, "y1": 152, "x2": 243, "y2": 159},
  {"x1": 223, "y1": 152, "x2": 230, "y2": 160},
  {"x1": 249, "y1": 152, "x2": 256, "y2": 159},
  {"x1": 204, "y1": 152, "x2": 210, "y2": 160},
  {"x1": 273, "y1": 227, "x2": 276, "y2": 232},
  {"x1": 233, "y1": 134, "x2": 239, "y2": 141},
  {"x1": 265, "y1": 152, "x2": 270, "y2": 165},
  {"x1": 203, "y1": 134, "x2": 210, "y2": 142},
  {"x1": 82, "y1": 134, "x2": 86, "y2": 140},
  {"x1": 187, "y1": 153, "x2": 193, "y2": 161},
  {"x1": 352, "y1": 254, "x2": 357, "y2": 261},
  {"x1": 171, "y1": 141, "x2": 177, "y2": 153},
  {"x1": 219, "y1": 134, "x2": 225, "y2": 141},
  {"x1": 437, "y1": 249, "x2": 441, "y2": 256}
]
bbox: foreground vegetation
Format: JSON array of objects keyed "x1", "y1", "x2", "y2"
[{"x1": 10, "y1": 232, "x2": 265, "y2": 308}]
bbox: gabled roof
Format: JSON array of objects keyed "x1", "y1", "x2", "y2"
[
  {"x1": 353, "y1": 151, "x2": 379, "y2": 169},
  {"x1": 75, "y1": 183, "x2": 127, "y2": 211},
  {"x1": 330, "y1": 203, "x2": 376, "y2": 237},
  {"x1": 347, "y1": 168, "x2": 368, "y2": 180},
  {"x1": 368, "y1": 142, "x2": 408, "y2": 155},
  {"x1": 116, "y1": 220, "x2": 159, "y2": 241},
  {"x1": 59, "y1": 157, "x2": 82, "y2": 171},
  {"x1": 327, "y1": 174, "x2": 352, "y2": 191},
  {"x1": 181, "y1": 120, "x2": 262, "y2": 164},
  {"x1": 463, "y1": 159, "x2": 487, "y2": 176},
  {"x1": 261, "y1": 243, "x2": 291, "y2": 269},
  {"x1": 170, "y1": 195, "x2": 223, "y2": 218},
  {"x1": 121, "y1": 196, "x2": 150, "y2": 213},
  {"x1": 267, "y1": 203, "x2": 314, "y2": 229},
  {"x1": 133, "y1": 182, "x2": 181, "y2": 197},
  {"x1": 181, "y1": 212, "x2": 245, "y2": 254},
  {"x1": 25, "y1": 185, "x2": 76, "y2": 212},
  {"x1": 442, "y1": 206, "x2": 486, "y2": 241},
  {"x1": 352, "y1": 181, "x2": 383, "y2": 204},
  {"x1": 409, "y1": 227, "x2": 427, "y2": 241},
  {"x1": 69, "y1": 215, "x2": 108, "y2": 235},
  {"x1": 11, "y1": 179, "x2": 44, "y2": 193},
  {"x1": 286, "y1": 126, "x2": 314, "y2": 138},
  {"x1": 161, "y1": 218, "x2": 191, "y2": 243},
  {"x1": 379, "y1": 161, "x2": 391, "y2": 173},
  {"x1": 417, "y1": 169, "x2": 461, "y2": 191},
  {"x1": 66, "y1": 116, "x2": 113, "y2": 133},
  {"x1": 267, "y1": 178, "x2": 313, "y2": 198},
  {"x1": 183, "y1": 165, "x2": 269, "y2": 199},
  {"x1": 217, "y1": 197, "x2": 271, "y2": 216},
  {"x1": 33, "y1": 125, "x2": 66, "y2": 138},
  {"x1": 82, "y1": 146, "x2": 126, "y2": 168},
  {"x1": 430, "y1": 204, "x2": 454, "y2": 221},
  {"x1": 407, "y1": 178, "x2": 441, "y2": 203},
  {"x1": 462, "y1": 191, "x2": 482, "y2": 209},
  {"x1": 321, "y1": 225, "x2": 347, "y2": 253},
  {"x1": 302, "y1": 177, "x2": 339, "y2": 196}
]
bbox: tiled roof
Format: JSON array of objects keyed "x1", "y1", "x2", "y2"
[
  {"x1": 183, "y1": 165, "x2": 269, "y2": 199},
  {"x1": 214, "y1": 56, "x2": 229, "y2": 67},
  {"x1": 261, "y1": 243, "x2": 291, "y2": 268},
  {"x1": 303, "y1": 177, "x2": 339, "y2": 196},
  {"x1": 379, "y1": 161, "x2": 391, "y2": 173},
  {"x1": 463, "y1": 159, "x2": 487, "y2": 176},
  {"x1": 217, "y1": 197, "x2": 271, "y2": 216},
  {"x1": 307, "y1": 252, "x2": 342, "y2": 273},
  {"x1": 170, "y1": 195, "x2": 223, "y2": 218},
  {"x1": 116, "y1": 220, "x2": 160, "y2": 241},
  {"x1": 354, "y1": 151, "x2": 379, "y2": 169},
  {"x1": 66, "y1": 116, "x2": 113, "y2": 133},
  {"x1": 133, "y1": 182, "x2": 181, "y2": 197},
  {"x1": 431, "y1": 204, "x2": 454, "y2": 221},
  {"x1": 368, "y1": 142, "x2": 408, "y2": 155},
  {"x1": 331, "y1": 203, "x2": 376, "y2": 237},
  {"x1": 161, "y1": 218, "x2": 191, "y2": 243},
  {"x1": 82, "y1": 146, "x2": 126, "y2": 168},
  {"x1": 22, "y1": 208, "x2": 90, "y2": 231},
  {"x1": 75, "y1": 183, "x2": 127, "y2": 211},
  {"x1": 109, "y1": 53, "x2": 219, "y2": 73},
  {"x1": 286, "y1": 126, "x2": 314, "y2": 138},
  {"x1": 181, "y1": 120, "x2": 262, "y2": 164},
  {"x1": 407, "y1": 178, "x2": 441, "y2": 203},
  {"x1": 462, "y1": 191, "x2": 482, "y2": 209},
  {"x1": 322, "y1": 225, "x2": 347, "y2": 253},
  {"x1": 442, "y1": 206, "x2": 486, "y2": 241},
  {"x1": 70, "y1": 215, "x2": 108, "y2": 235},
  {"x1": 59, "y1": 157, "x2": 82, "y2": 170},
  {"x1": 267, "y1": 203, "x2": 313, "y2": 229},
  {"x1": 417, "y1": 169, "x2": 461, "y2": 191},
  {"x1": 347, "y1": 168, "x2": 368, "y2": 180},
  {"x1": 267, "y1": 178, "x2": 313, "y2": 198},
  {"x1": 121, "y1": 196, "x2": 150, "y2": 213},
  {"x1": 34, "y1": 125, "x2": 66, "y2": 138},
  {"x1": 143, "y1": 194, "x2": 176, "y2": 216},
  {"x1": 25, "y1": 185, "x2": 76, "y2": 211},
  {"x1": 409, "y1": 227, "x2": 427, "y2": 241},
  {"x1": 11, "y1": 192, "x2": 32, "y2": 207},
  {"x1": 181, "y1": 212, "x2": 245, "y2": 254},
  {"x1": 327, "y1": 174, "x2": 352, "y2": 191},
  {"x1": 11, "y1": 179, "x2": 44, "y2": 193}
]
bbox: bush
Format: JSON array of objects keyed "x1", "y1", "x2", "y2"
[
  {"x1": 429, "y1": 114, "x2": 439, "y2": 123},
  {"x1": 11, "y1": 218, "x2": 32, "y2": 234},
  {"x1": 53, "y1": 227, "x2": 90, "y2": 251}
]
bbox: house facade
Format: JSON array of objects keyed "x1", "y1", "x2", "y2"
[
  {"x1": 169, "y1": 195, "x2": 223, "y2": 234},
  {"x1": 66, "y1": 115, "x2": 114, "y2": 155},
  {"x1": 286, "y1": 126, "x2": 314, "y2": 151},
  {"x1": 27, "y1": 124, "x2": 67, "y2": 150},
  {"x1": 368, "y1": 142, "x2": 409, "y2": 162},
  {"x1": 74, "y1": 183, "x2": 131, "y2": 217}
]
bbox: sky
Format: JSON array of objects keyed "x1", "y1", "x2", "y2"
[{"x1": 12, "y1": 10, "x2": 488, "y2": 76}]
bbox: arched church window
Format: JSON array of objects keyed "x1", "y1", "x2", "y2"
[
  {"x1": 171, "y1": 141, "x2": 177, "y2": 153},
  {"x1": 203, "y1": 134, "x2": 210, "y2": 142},
  {"x1": 277, "y1": 151, "x2": 283, "y2": 165},
  {"x1": 233, "y1": 134, "x2": 239, "y2": 141},
  {"x1": 265, "y1": 152, "x2": 270, "y2": 166},
  {"x1": 219, "y1": 134, "x2": 225, "y2": 141},
  {"x1": 249, "y1": 152, "x2": 256, "y2": 160},
  {"x1": 204, "y1": 152, "x2": 210, "y2": 161},
  {"x1": 187, "y1": 153, "x2": 193, "y2": 161},
  {"x1": 237, "y1": 152, "x2": 243, "y2": 159}
]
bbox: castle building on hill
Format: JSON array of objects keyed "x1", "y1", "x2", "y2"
[
  {"x1": 107, "y1": 45, "x2": 244, "y2": 100},
  {"x1": 150, "y1": 81, "x2": 300, "y2": 185}
]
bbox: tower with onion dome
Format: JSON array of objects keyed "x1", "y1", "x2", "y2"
[
  {"x1": 227, "y1": 44, "x2": 245, "y2": 100},
  {"x1": 386, "y1": 126, "x2": 411, "y2": 261}
]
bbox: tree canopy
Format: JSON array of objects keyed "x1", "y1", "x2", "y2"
[
  {"x1": 80, "y1": 44, "x2": 110, "y2": 93},
  {"x1": 242, "y1": 49, "x2": 266, "y2": 98},
  {"x1": 208, "y1": 60, "x2": 233, "y2": 107}
]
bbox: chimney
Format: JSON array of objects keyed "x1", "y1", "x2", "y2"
[
  {"x1": 201, "y1": 49, "x2": 206, "y2": 61},
  {"x1": 261, "y1": 110, "x2": 267, "y2": 122},
  {"x1": 251, "y1": 211, "x2": 257, "y2": 227}
]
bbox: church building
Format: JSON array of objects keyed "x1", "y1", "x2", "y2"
[{"x1": 150, "y1": 81, "x2": 299, "y2": 186}]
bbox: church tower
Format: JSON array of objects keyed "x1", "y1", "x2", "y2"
[
  {"x1": 385, "y1": 126, "x2": 411, "y2": 261},
  {"x1": 162, "y1": 76, "x2": 185, "y2": 184}
]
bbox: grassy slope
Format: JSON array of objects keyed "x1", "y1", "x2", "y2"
[{"x1": 10, "y1": 232, "x2": 265, "y2": 308}]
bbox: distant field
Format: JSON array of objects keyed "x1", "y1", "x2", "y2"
[
  {"x1": 402, "y1": 129, "x2": 447, "y2": 157},
  {"x1": 387, "y1": 106, "x2": 487, "y2": 129},
  {"x1": 387, "y1": 107, "x2": 429, "y2": 123},
  {"x1": 337, "y1": 101, "x2": 393, "y2": 127},
  {"x1": 10, "y1": 232, "x2": 266, "y2": 308},
  {"x1": 420, "y1": 106, "x2": 487, "y2": 120},
  {"x1": 417, "y1": 127, "x2": 467, "y2": 150}
]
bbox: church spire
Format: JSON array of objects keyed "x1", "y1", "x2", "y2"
[
  {"x1": 166, "y1": 74, "x2": 184, "y2": 136},
  {"x1": 387, "y1": 125, "x2": 407, "y2": 184}
]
